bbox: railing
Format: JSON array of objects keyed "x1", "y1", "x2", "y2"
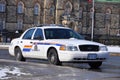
[{"x1": 94, "y1": 39, "x2": 120, "y2": 45}]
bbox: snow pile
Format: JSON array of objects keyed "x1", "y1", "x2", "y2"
[
  {"x1": 0, "y1": 66, "x2": 31, "y2": 79},
  {"x1": 107, "y1": 46, "x2": 120, "y2": 53}
]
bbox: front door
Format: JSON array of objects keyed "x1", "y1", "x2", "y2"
[{"x1": 21, "y1": 28, "x2": 35, "y2": 57}]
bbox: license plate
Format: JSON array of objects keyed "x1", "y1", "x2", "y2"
[{"x1": 88, "y1": 54, "x2": 97, "y2": 60}]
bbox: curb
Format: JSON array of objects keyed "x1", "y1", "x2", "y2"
[
  {"x1": 110, "y1": 53, "x2": 120, "y2": 56},
  {"x1": 0, "y1": 45, "x2": 9, "y2": 49},
  {"x1": 0, "y1": 47, "x2": 8, "y2": 49}
]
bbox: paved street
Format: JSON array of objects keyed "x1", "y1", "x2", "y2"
[{"x1": 0, "y1": 49, "x2": 120, "y2": 80}]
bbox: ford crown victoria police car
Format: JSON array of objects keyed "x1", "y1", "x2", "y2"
[{"x1": 9, "y1": 24, "x2": 109, "y2": 68}]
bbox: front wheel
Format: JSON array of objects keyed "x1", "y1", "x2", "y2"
[
  {"x1": 15, "y1": 47, "x2": 26, "y2": 61},
  {"x1": 88, "y1": 62, "x2": 102, "y2": 69},
  {"x1": 47, "y1": 49, "x2": 61, "y2": 65}
]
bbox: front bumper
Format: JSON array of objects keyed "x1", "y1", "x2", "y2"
[{"x1": 58, "y1": 51, "x2": 109, "y2": 62}]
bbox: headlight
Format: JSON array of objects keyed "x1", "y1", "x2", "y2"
[
  {"x1": 59, "y1": 45, "x2": 78, "y2": 51},
  {"x1": 67, "y1": 46, "x2": 78, "y2": 51},
  {"x1": 100, "y1": 46, "x2": 108, "y2": 51}
]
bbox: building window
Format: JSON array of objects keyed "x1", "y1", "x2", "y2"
[
  {"x1": 0, "y1": 3, "x2": 5, "y2": 12},
  {"x1": 64, "y1": 1, "x2": 72, "y2": 15},
  {"x1": 79, "y1": 7, "x2": 83, "y2": 19},
  {"x1": 34, "y1": 3, "x2": 40, "y2": 15},
  {"x1": 17, "y1": 1, "x2": 24, "y2": 14},
  {"x1": 0, "y1": 19, "x2": 5, "y2": 30},
  {"x1": 17, "y1": 19, "x2": 23, "y2": 30},
  {"x1": 49, "y1": 5, "x2": 55, "y2": 16}
]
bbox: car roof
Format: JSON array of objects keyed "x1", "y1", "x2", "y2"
[
  {"x1": 36, "y1": 24, "x2": 64, "y2": 27},
  {"x1": 32, "y1": 24, "x2": 71, "y2": 29}
]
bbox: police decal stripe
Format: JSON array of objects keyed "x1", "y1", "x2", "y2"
[
  {"x1": 22, "y1": 43, "x2": 64, "y2": 52},
  {"x1": 37, "y1": 42, "x2": 63, "y2": 46},
  {"x1": 23, "y1": 45, "x2": 32, "y2": 52}
]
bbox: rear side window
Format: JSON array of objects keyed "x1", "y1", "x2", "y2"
[{"x1": 22, "y1": 29, "x2": 35, "y2": 39}]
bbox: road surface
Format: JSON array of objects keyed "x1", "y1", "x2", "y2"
[{"x1": 0, "y1": 49, "x2": 120, "y2": 80}]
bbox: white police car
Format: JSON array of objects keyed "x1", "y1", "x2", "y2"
[{"x1": 9, "y1": 24, "x2": 109, "y2": 68}]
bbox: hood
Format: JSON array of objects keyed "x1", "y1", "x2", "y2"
[{"x1": 45, "y1": 39, "x2": 105, "y2": 46}]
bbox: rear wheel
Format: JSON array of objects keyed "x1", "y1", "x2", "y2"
[
  {"x1": 88, "y1": 62, "x2": 102, "y2": 69},
  {"x1": 15, "y1": 47, "x2": 26, "y2": 61},
  {"x1": 47, "y1": 49, "x2": 61, "y2": 65}
]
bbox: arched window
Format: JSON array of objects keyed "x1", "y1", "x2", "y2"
[
  {"x1": 34, "y1": 3, "x2": 40, "y2": 15},
  {"x1": 17, "y1": 19, "x2": 23, "y2": 30},
  {"x1": 0, "y1": 2, "x2": 6, "y2": 12},
  {"x1": 17, "y1": 1, "x2": 24, "y2": 14},
  {"x1": 49, "y1": 5, "x2": 55, "y2": 16}
]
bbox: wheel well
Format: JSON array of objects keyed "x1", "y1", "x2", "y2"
[{"x1": 47, "y1": 47, "x2": 58, "y2": 58}]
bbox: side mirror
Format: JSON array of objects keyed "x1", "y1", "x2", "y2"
[{"x1": 34, "y1": 36, "x2": 43, "y2": 40}]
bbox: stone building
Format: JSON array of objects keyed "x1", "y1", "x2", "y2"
[{"x1": 0, "y1": 0, "x2": 120, "y2": 43}]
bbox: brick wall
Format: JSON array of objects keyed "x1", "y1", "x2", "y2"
[{"x1": 0, "y1": 0, "x2": 119, "y2": 42}]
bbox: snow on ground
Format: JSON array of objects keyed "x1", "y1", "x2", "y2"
[
  {"x1": 0, "y1": 66, "x2": 31, "y2": 79},
  {"x1": 107, "y1": 46, "x2": 120, "y2": 53}
]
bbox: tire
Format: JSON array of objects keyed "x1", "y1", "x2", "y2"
[
  {"x1": 15, "y1": 47, "x2": 26, "y2": 61},
  {"x1": 88, "y1": 62, "x2": 102, "y2": 69},
  {"x1": 47, "y1": 49, "x2": 61, "y2": 65}
]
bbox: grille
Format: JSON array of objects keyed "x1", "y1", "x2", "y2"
[{"x1": 79, "y1": 45, "x2": 99, "y2": 52}]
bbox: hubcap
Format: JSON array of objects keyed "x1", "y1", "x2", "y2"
[
  {"x1": 51, "y1": 54, "x2": 55, "y2": 63},
  {"x1": 16, "y1": 52, "x2": 20, "y2": 59}
]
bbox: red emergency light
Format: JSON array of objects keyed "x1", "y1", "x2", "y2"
[{"x1": 88, "y1": 0, "x2": 92, "y2": 3}]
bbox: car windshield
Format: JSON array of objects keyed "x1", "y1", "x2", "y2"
[{"x1": 44, "y1": 28, "x2": 84, "y2": 39}]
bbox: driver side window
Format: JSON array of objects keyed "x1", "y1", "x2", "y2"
[{"x1": 22, "y1": 29, "x2": 35, "y2": 39}]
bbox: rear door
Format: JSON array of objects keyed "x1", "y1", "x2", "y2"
[{"x1": 31, "y1": 28, "x2": 46, "y2": 59}]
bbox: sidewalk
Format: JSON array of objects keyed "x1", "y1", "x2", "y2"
[
  {"x1": 0, "y1": 43, "x2": 120, "y2": 56},
  {"x1": 107, "y1": 46, "x2": 120, "y2": 56},
  {"x1": 0, "y1": 43, "x2": 9, "y2": 49}
]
